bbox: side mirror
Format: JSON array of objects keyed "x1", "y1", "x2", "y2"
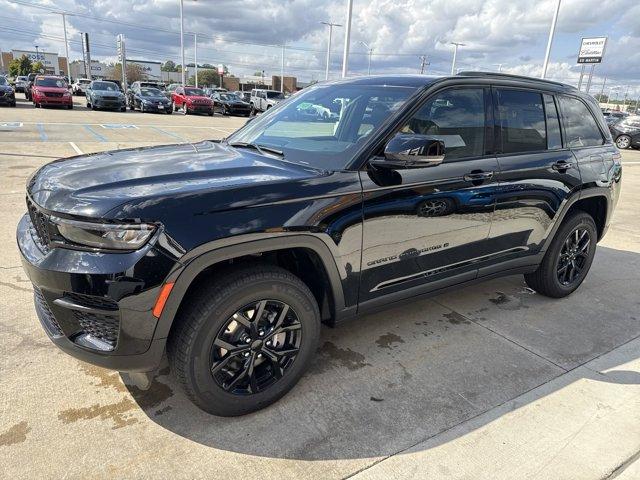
[{"x1": 373, "y1": 134, "x2": 446, "y2": 168}]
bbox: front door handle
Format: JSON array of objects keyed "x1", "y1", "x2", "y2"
[
  {"x1": 463, "y1": 171, "x2": 494, "y2": 183},
  {"x1": 551, "y1": 161, "x2": 574, "y2": 171}
]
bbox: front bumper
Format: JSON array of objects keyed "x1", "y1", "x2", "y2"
[
  {"x1": 35, "y1": 95, "x2": 72, "y2": 106},
  {"x1": 93, "y1": 98, "x2": 126, "y2": 109},
  {"x1": 0, "y1": 93, "x2": 15, "y2": 104},
  {"x1": 141, "y1": 102, "x2": 171, "y2": 112},
  {"x1": 17, "y1": 213, "x2": 178, "y2": 372},
  {"x1": 188, "y1": 104, "x2": 213, "y2": 114}
]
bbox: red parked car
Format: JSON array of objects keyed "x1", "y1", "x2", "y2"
[
  {"x1": 171, "y1": 86, "x2": 213, "y2": 115},
  {"x1": 32, "y1": 76, "x2": 73, "y2": 109}
]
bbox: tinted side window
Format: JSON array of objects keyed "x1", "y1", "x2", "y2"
[
  {"x1": 401, "y1": 88, "x2": 485, "y2": 160},
  {"x1": 496, "y1": 89, "x2": 546, "y2": 153},
  {"x1": 543, "y1": 94, "x2": 562, "y2": 150},
  {"x1": 558, "y1": 96, "x2": 604, "y2": 148}
]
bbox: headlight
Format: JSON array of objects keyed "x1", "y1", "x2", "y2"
[{"x1": 51, "y1": 217, "x2": 156, "y2": 250}]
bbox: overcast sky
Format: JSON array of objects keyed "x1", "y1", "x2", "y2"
[{"x1": 1, "y1": 0, "x2": 639, "y2": 98}]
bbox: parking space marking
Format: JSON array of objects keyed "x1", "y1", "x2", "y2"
[
  {"x1": 69, "y1": 142, "x2": 84, "y2": 155},
  {"x1": 0, "y1": 122, "x2": 23, "y2": 128},
  {"x1": 36, "y1": 124, "x2": 48, "y2": 141},
  {"x1": 150, "y1": 126, "x2": 187, "y2": 143},
  {"x1": 16, "y1": 121, "x2": 237, "y2": 130},
  {"x1": 100, "y1": 124, "x2": 140, "y2": 129},
  {"x1": 83, "y1": 125, "x2": 108, "y2": 142}
]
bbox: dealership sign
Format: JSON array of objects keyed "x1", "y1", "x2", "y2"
[{"x1": 577, "y1": 37, "x2": 607, "y2": 64}]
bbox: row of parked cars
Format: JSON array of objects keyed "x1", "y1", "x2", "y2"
[{"x1": 10, "y1": 74, "x2": 286, "y2": 116}]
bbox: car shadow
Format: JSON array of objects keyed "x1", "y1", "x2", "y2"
[{"x1": 125, "y1": 245, "x2": 640, "y2": 461}]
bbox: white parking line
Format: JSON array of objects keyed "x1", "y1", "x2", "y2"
[{"x1": 69, "y1": 142, "x2": 83, "y2": 154}]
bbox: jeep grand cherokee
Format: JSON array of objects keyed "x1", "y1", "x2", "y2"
[{"x1": 18, "y1": 73, "x2": 622, "y2": 416}]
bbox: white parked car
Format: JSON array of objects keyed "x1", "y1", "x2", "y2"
[
  {"x1": 71, "y1": 78, "x2": 92, "y2": 96},
  {"x1": 14, "y1": 76, "x2": 28, "y2": 92}
]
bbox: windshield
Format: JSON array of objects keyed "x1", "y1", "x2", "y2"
[
  {"x1": 92, "y1": 82, "x2": 119, "y2": 91},
  {"x1": 267, "y1": 91, "x2": 285, "y2": 99},
  {"x1": 0, "y1": 77, "x2": 7, "y2": 86},
  {"x1": 219, "y1": 94, "x2": 236, "y2": 101},
  {"x1": 185, "y1": 88, "x2": 205, "y2": 96},
  {"x1": 140, "y1": 88, "x2": 163, "y2": 97},
  {"x1": 228, "y1": 83, "x2": 417, "y2": 170},
  {"x1": 619, "y1": 116, "x2": 640, "y2": 128},
  {"x1": 35, "y1": 77, "x2": 67, "y2": 88},
  {"x1": 17, "y1": 76, "x2": 27, "y2": 81}
]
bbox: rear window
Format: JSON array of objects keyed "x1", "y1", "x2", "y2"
[
  {"x1": 496, "y1": 89, "x2": 546, "y2": 154},
  {"x1": 558, "y1": 96, "x2": 604, "y2": 148}
]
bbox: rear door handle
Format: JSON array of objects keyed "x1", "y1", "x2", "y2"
[
  {"x1": 551, "y1": 161, "x2": 574, "y2": 171},
  {"x1": 463, "y1": 171, "x2": 494, "y2": 182}
]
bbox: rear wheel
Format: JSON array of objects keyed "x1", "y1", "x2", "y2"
[
  {"x1": 524, "y1": 211, "x2": 597, "y2": 298},
  {"x1": 615, "y1": 135, "x2": 631, "y2": 149},
  {"x1": 168, "y1": 265, "x2": 320, "y2": 416}
]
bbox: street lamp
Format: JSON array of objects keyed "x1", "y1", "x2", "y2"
[
  {"x1": 59, "y1": 12, "x2": 72, "y2": 81},
  {"x1": 341, "y1": 0, "x2": 353, "y2": 78},
  {"x1": 359, "y1": 41, "x2": 373, "y2": 75},
  {"x1": 321, "y1": 21, "x2": 342, "y2": 81},
  {"x1": 450, "y1": 42, "x2": 465, "y2": 75},
  {"x1": 179, "y1": 0, "x2": 185, "y2": 85},
  {"x1": 541, "y1": 0, "x2": 561, "y2": 79}
]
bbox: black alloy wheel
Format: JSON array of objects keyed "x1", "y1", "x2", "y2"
[
  {"x1": 524, "y1": 211, "x2": 597, "y2": 298},
  {"x1": 210, "y1": 299, "x2": 302, "y2": 395},
  {"x1": 556, "y1": 227, "x2": 591, "y2": 286},
  {"x1": 168, "y1": 265, "x2": 320, "y2": 416}
]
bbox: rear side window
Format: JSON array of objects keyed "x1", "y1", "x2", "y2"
[
  {"x1": 558, "y1": 96, "x2": 604, "y2": 148},
  {"x1": 496, "y1": 89, "x2": 546, "y2": 153},
  {"x1": 543, "y1": 94, "x2": 562, "y2": 150}
]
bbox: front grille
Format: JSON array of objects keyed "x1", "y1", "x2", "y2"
[
  {"x1": 73, "y1": 311, "x2": 120, "y2": 346},
  {"x1": 102, "y1": 96, "x2": 118, "y2": 101},
  {"x1": 27, "y1": 198, "x2": 51, "y2": 251},
  {"x1": 63, "y1": 292, "x2": 119, "y2": 311},
  {"x1": 34, "y1": 287, "x2": 63, "y2": 337},
  {"x1": 44, "y1": 92, "x2": 63, "y2": 98}
]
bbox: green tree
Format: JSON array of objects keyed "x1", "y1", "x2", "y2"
[
  {"x1": 31, "y1": 61, "x2": 45, "y2": 73},
  {"x1": 197, "y1": 69, "x2": 220, "y2": 87},
  {"x1": 161, "y1": 60, "x2": 177, "y2": 72},
  {"x1": 8, "y1": 58, "x2": 21, "y2": 76},
  {"x1": 11, "y1": 54, "x2": 33, "y2": 75},
  {"x1": 112, "y1": 63, "x2": 145, "y2": 84}
]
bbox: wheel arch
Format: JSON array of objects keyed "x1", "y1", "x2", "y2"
[{"x1": 154, "y1": 235, "x2": 346, "y2": 340}]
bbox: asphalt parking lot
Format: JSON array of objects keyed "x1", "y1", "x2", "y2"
[{"x1": 1, "y1": 93, "x2": 640, "y2": 479}]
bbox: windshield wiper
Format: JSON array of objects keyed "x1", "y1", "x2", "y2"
[{"x1": 227, "y1": 141, "x2": 284, "y2": 157}]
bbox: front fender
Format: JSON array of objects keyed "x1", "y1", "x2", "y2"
[{"x1": 152, "y1": 233, "x2": 348, "y2": 340}]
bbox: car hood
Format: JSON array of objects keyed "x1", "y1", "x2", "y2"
[
  {"x1": 139, "y1": 95, "x2": 169, "y2": 101},
  {"x1": 93, "y1": 90, "x2": 122, "y2": 96},
  {"x1": 224, "y1": 100, "x2": 249, "y2": 106},
  {"x1": 185, "y1": 95, "x2": 211, "y2": 102},
  {"x1": 28, "y1": 141, "x2": 322, "y2": 218}
]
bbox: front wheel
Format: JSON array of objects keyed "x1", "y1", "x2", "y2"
[
  {"x1": 524, "y1": 211, "x2": 597, "y2": 298},
  {"x1": 168, "y1": 265, "x2": 320, "y2": 416},
  {"x1": 615, "y1": 135, "x2": 632, "y2": 149}
]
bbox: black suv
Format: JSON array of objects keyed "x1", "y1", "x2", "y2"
[{"x1": 18, "y1": 73, "x2": 622, "y2": 416}]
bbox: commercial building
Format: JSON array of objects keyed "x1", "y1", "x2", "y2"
[{"x1": 1, "y1": 50, "x2": 69, "y2": 76}]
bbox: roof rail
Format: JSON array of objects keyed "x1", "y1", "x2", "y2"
[{"x1": 456, "y1": 71, "x2": 573, "y2": 88}]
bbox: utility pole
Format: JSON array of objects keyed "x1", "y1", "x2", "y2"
[
  {"x1": 321, "y1": 21, "x2": 342, "y2": 81},
  {"x1": 622, "y1": 85, "x2": 630, "y2": 108},
  {"x1": 194, "y1": 33, "x2": 198, "y2": 87},
  {"x1": 598, "y1": 77, "x2": 607, "y2": 102},
  {"x1": 281, "y1": 44, "x2": 285, "y2": 93},
  {"x1": 450, "y1": 42, "x2": 465, "y2": 75},
  {"x1": 341, "y1": 0, "x2": 353, "y2": 78},
  {"x1": 60, "y1": 12, "x2": 72, "y2": 81},
  {"x1": 420, "y1": 56, "x2": 430, "y2": 74},
  {"x1": 541, "y1": 0, "x2": 561, "y2": 78},
  {"x1": 179, "y1": 0, "x2": 185, "y2": 85},
  {"x1": 359, "y1": 41, "x2": 373, "y2": 75}
]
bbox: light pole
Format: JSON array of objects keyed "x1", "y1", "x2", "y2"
[
  {"x1": 341, "y1": 0, "x2": 353, "y2": 78},
  {"x1": 194, "y1": 33, "x2": 198, "y2": 87},
  {"x1": 493, "y1": 63, "x2": 503, "y2": 72},
  {"x1": 541, "y1": 0, "x2": 561, "y2": 79},
  {"x1": 59, "y1": 12, "x2": 72, "y2": 81},
  {"x1": 179, "y1": 0, "x2": 185, "y2": 85},
  {"x1": 281, "y1": 44, "x2": 285, "y2": 93},
  {"x1": 419, "y1": 56, "x2": 430, "y2": 74},
  {"x1": 359, "y1": 41, "x2": 373, "y2": 75},
  {"x1": 450, "y1": 42, "x2": 465, "y2": 75},
  {"x1": 321, "y1": 21, "x2": 342, "y2": 81}
]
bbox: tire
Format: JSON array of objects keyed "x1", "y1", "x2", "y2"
[
  {"x1": 524, "y1": 211, "x2": 598, "y2": 298},
  {"x1": 68, "y1": 104, "x2": 73, "y2": 110},
  {"x1": 167, "y1": 264, "x2": 321, "y2": 416},
  {"x1": 615, "y1": 135, "x2": 632, "y2": 149}
]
